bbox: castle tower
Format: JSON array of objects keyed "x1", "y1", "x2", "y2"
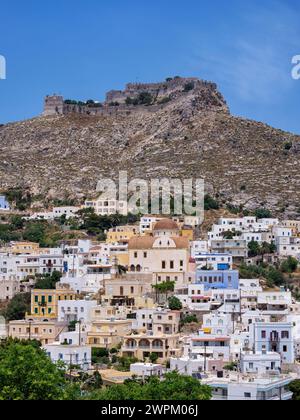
[{"x1": 43, "y1": 95, "x2": 64, "y2": 116}]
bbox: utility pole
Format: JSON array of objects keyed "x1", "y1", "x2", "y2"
[
  {"x1": 204, "y1": 343, "x2": 207, "y2": 374},
  {"x1": 78, "y1": 320, "x2": 82, "y2": 346},
  {"x1": 68, "y1": 353, "x2": 73, "y2": 382}
]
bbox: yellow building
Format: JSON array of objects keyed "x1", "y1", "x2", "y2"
[
  {"x1": 103, "y1": 273, "x2": 153, "y2": 307},
  {"x1": 122, "y1": 333, "x2": 181, "y2": 363},
  {"x1": 87, "y1": 319, "x2": 132, "y2": 349},
  {"x1": 8, "y1": 319, "x2": 67, "y2": 346},
  {"x1": 180, "y1": 226, "x2": 194, "y2": 241},
  {"x1": 128, "y1": 219, "x2": 190, "y2": 285},
  {"x1": 109, "y1": 243, "x2": 129, "y2": 267},
  {"x1": 106, "y1": 225, "x2": 139, "y2": 244},
  {"x1": 29, "y1": 285, "x2": 76, "y2": 319},
  {"x1": 9, "y1": 241, "x2": 40, "y2": 255}
]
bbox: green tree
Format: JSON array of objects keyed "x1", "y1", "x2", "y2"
[
  {"x1": 181, "y1": 314, "x2": 198, "y2": 324},
  {"x1": 86, "y1": 372, "x2": 211, "y2": 400},
  {"x1": 0, "y1": 339, "x2": 79, "y2": 400},
  {"x1": 168, "y1": 296, "x2": 183, "y2": 311},
  {"x1": 10, "y1": 215, "x2": 24, "y2": 230},
  {"x1": 222, "y1": 230, "x2": 235, "y2": 240},
  {"x1": 204, "y1": 195, "x2": 219, "y2": 211},
  {"x1": 266, "y1": 267, "x2": 285, "y2": 287},
  {"x1": 254, "y1": 208, "x2": 272, "y2": 219},
  {"x1": 1, "y1": 293, "x2": 31, "y2": 321},
  {"x1": 289, "y1": 380, "x2": 300, "y2": 400},
  {"x1": 23, "y1": 222, "x2": 47, "y2": 245},
  {"x1": 153, "y1": 281, "x2": 176, "y2": 303},
  {"x1": 248, "y1": 241, "x2": 261, "y2": 258},
  {"x1": 149, "y1": 353, "x2": 159, "y2": 364},
  {"x1": 34, "y1": 271, "x2": 62, "y2": 290},
  {"x1": 281, "y1": 257, "x2": 298, "y2": 274}
]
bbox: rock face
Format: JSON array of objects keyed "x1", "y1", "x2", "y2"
[{"x1": 0, "y1": 76, "x2": 300, "y2": 215}]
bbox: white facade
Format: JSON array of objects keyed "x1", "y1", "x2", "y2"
[
  {"x1": 183, "y1": 333, "x2": 231, "y2": 362},
  {"x1": 240, "y1": 352, "x2": 281, "y2": 375},
  {"x1": 130, "y1": 363, "x2": 164, "y2": 377},
  {"x1": 202, "y1": 313, "x2": 233, "y2": 335},
  {"x1": 193, "y1": 252, "x2": 233, "y2": 270},
  {"x1": 84, "y1": 198, "x2": 128, "y2": 216},
  {"x1": 191, "y1": 241, "x2": 209, "y2": 257},
  {"x1": 44, "y1": 343, "x2": 91, "y2": 370},
  {"x1": 205, "y1": 374, "x2": 293, "y2": 400},
  {"x1": 139, "y1": 216, "x2": 163, "y2": 235},
  {"x1": 58, "y1": 300, "x2": 98, "y2": 323},
  {"x1": 249, "y1": 322, "x2": 294, "y2": 364},
  {"x1": 27, "y1": 206, "x2": 80, "y2": 221}
]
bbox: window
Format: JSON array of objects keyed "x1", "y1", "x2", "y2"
[
  {"x1": 144, "y1": 252, "x2": 147, "y2": 258},
  {"x1": 170, "y1": 261, "x2": 174, "y2": 269},
  {"x1": 281, "y1": 331, "x2": 289, "y2": 339},
  {"x1": 244, "y1": 393, "x2": 251, "y2": 399},
  {"x1": 162, "y1": 261, "x2": 166, "y2": 269},
  {"x1": 283, "y1": 346, "x2": 288, "y2": 353},
  {"x1": 261, "y1": 331, "x2": 266, "y2": 339}
]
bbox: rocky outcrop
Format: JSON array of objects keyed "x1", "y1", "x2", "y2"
[{"x1": 0, "y1": 77, "x2": 299, "y2": 216}]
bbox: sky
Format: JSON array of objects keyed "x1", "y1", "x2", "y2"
[{"x1": 0, "y1": 0, "x2": 300, "y2": 133}]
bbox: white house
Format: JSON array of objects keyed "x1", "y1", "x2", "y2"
[
  {"x1": 249, "y1": 322, "x2": 294, "y2": 364},
  {"x1": 84, "y1": 198, "x2": 128, "y2": 216},
  {"x1": 204, "y1": 373, "x2": 293, "y2": 400},
  {"x1": 58, "y1": 299, "x2": 98, "y2": 323},
  {"x1": 44, "y1": 343, "x2": 91, "y2": 370},
  {"x1": 240, "y1": 352, "x2": 281, "y2": 375},
  {"x1": 257, "y1": 291, "x2": 292, "y2": 316},
  {"x1": 202, "y1": 313, "x2": 233, "y2": 335},
  {"x1": 130, "y1": 363, "x2": 164, "y2": 377},
  {"x1": 183, "y1": 332, "x2": 231, "y2": 362}
]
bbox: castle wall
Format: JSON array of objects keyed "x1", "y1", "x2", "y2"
[{"x1": 43, "y1": 77, "x2": 226, "y2": 118}]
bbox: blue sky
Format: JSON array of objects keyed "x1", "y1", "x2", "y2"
[{"x1": 0, "y1": 0, "x2": 300, "y2": 133}]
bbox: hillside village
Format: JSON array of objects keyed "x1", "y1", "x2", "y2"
[{"x1": 1, "y1": 193, "x2": 300, "y2": 400}]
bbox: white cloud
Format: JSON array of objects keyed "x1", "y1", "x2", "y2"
[{"x1": 189, "y1": 0, "x2": 300, "y2": 104}]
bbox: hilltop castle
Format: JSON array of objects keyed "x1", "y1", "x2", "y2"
[{"x1": 43, "y1": 77, "x2": 227, "y2": 117}]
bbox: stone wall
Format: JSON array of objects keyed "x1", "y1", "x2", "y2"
[{"x1": 43, "y1": 77, "x2": 226, "y2": 117}]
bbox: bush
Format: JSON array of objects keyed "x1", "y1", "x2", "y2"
[
  {"x1": 204, "y1": 195, "x2": 219, "y2": 211},
  {"x1": 281, "y1": 257, "x2": 298, "y2": 273},
  {"x1": 34, "y1": 271, "x2": 62, "y2": 290},
  {"x1": 168, "y1": 296, "x2": 183, "y2": 311},
  {"x1": 182, "y1": 314, "x2": 198, "y2": 324},
  {"x1": 284, "y1": 142, "x2": 293, "y2": 151},
  {"x1": 85, "y1": 372, "x2": 212, "y2": 400},
  {"x1": 254, "y1": 208, "x2": 272, "y2": 219},
  {"x1": 92, "y1": 348, "x2": 109, "y2": 364},
  {"x1": 183, "y1": 82, "x2": 195, "y2": 92},
  {"x1": 126, "y1": 92, "x2": 153, "y2": 106},
  {"x1": 1, "y1": 293, "x2": 31, "y2": 321}
]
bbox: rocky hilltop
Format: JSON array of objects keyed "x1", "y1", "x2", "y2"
[{"x1": 1, "y1": 76, "x2": 300, "y2": 215}]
